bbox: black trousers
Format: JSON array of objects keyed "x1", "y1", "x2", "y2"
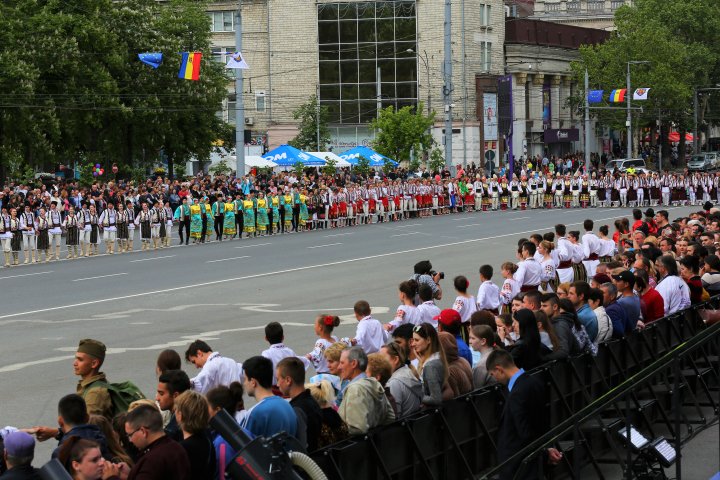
[
  {"x1": 292, "y1": 205, "x2": 300, "y2": 231},
  {"x1": 214, "y1": 215, "x2": 224, "y2": 240},
  {"x1": 279, "y1": 207, "x2": 286, "y2": 233},
  {"x1": 179, "y1": 218, "x2": 190, "y2": 244},
  {"x1": 236, "y1": 214, "x2": 243, "y2": 237},
  {"x1": 268, "y1": 210, "x2": 274, "y2": 234},
  {"x1": 201, "y1": 216, "x2": 207, "y2": 242}
]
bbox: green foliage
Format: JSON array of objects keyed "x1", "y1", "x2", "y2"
[
  {"x1": 292, "y1": 161, "x2": 305, "y2": 178},
  {"x1": 353, "y1": 156, "x2": 371, "y2": 177},
  {"x1": 209, "y1": 158, "x2": 231, "y2": 177},
  {"x1": 370, "y1": 103, "x2": 435, "y2": 164},
  {"x1": 288, "y1": 95, "x2": 331, "y2": 151},
  {"x1": 322, "y1": 157, "x2": 337, "y2": 176},
  {"x1": 0, "y1": 0, "x2": 230, "y2": 175},
  {"x1": 428, "y1": 148, "x2": 445, "y2": 173},
  {"x1": 408, "y1": 157, "x2": 421, "y2": 173},
  {"x1": 382, "y1": 158, "x2": 395, "y2": 175}
]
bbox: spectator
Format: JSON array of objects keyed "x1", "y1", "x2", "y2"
[
  {"x1": 308, "y1": 342, "x2": 347, "y2": 407},
  {"x1": 468, "y1": 325, "x2": 496, "y2": 388},
  {"x1": 348, "y1": 300, "x2": 387, "y2": 354},
  {"x1": 87, "y1": 415, "x2": 133, "y2": 467},
  {"x1": 435, "y1": 309, "x2": 473, "y2": 366},
  {"x1": 635, "y1": 270, "x2": 664, "y2": 324},
  {"x1": 654, "y1": 255, "x2": 691, "y2": 315},
  {"x1": 600, "y1": 282, "x2": 631, "y2": 338},
  {"x1": 411, "y1": 260, "x2": 443, "y2": 301},
  {"x1": 612, "y1": 271, "x2": 641, "y2": 329},
  {"x1": 534, "y1": 310, "x2": 559, "y2": 351},
  {"x1": 452, "y1": 275, "x2": 478, "y2": 325},
  {"x1": 415, "y1": 284, "x2": 441, "y2": 327},
  {"x1": 0, "y1": 431, "x2": 40, "y2": 480},
  {"x1": 477, "y1": 264, "x2": 501, "y2": 314},
  {"x1": 557, "y1": 299, "x2": 597, "y2": 356},
  {"x1": 366, "y1": 353, "x2": 398, "y2": 416},
  {"x1": 522, "y1": 290, "x2": 542, "y2": 312},
  {"x1": 155, "y1": 349, "x2": 181, "y2": 377},
  {"x1": 486, "y1": 350, "x2": 549, "y2": 480},
  {"x1": 261, "y1": 322, "x2": 300, "y2": 385},
  {"x1": 390, "y1": 324, "x2": 417, "y2": 368},
  {"x1": 206, "y1": 382, "x2": 249, "y2": 479},
  {"x1": 305, "y1": 381, "x2": 348, "y2": 449},
  {"x1": 679, "y1": 255, "x2": 704, "y2": 305},
  {"x1": 539, "y1": 294, "x2": 580, "y2": 361},
  {"x1": 380, "y1": 342, "x2": 422, "y2": 418},
  {"x1": 586, "y1": 288, "x2": 613, "y2": 343},
  {"x1": 508, "y1": 309, "x2": 548, "y2": 370},
  {"x1": 386, "y1": 280, "x2": 420, "y2": 332},
  {"x1": 242, "y1": 356, "x2": 297, "y2": 438},
  {"x1": 568, "y1": 281, "x2": 599, "y2": 341},
  {"x1": 413, "y1": 323, "x2": 452, "y2": 407},
  {"x1": 702, "y1": 255, "x2": 720, "y2": 295},
  {"x1": 124, "y1": 404, "x2": 191, "y2": 480},
  {"x1": 173, "y1": 391, "x2": 216, "y2": 480},
  {"x1": 337, "y1": 347, "x2": 395, "y2": 435},
  {"x1": 40, "y1": 394, "x2": 111, "y2": 461},
  {"x1": 305, "y1": 314, "x2": 340, "y2": 375},
  {"x1": 156, "y1": 370, "x2": 191, "y2": 442},
  {"x1": 56, "y1": 437, "x2": 115, "y2": 480},
  {"x1": 437, "y1": 332, "x2": 473, "y2": 397},
  {"x1": 73, "y1": 339, "x2": 113, "y2": 420},
  {"x1": 276, "y1": 357, "x2": 322, "y2": 452},
  {"x1": 184, "y1": 340, "x2": 243, "y2": 394}
]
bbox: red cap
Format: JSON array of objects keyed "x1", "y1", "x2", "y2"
[{"x1": 433, "y1": 309, "x2": 461, "y2": 327}]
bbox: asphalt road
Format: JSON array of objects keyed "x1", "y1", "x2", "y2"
[{"x1": 0, "y1": 204, "x2": 706, "y2": 462}]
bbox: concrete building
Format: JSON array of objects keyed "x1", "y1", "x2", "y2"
[
  {"x1": 206, "y1": 0, "x2": 506, "y2": 165},
  {"x1": 530, "y1": 0, "x2": 630, "y2": 29},
  {"x1": 500, "y1": 19, "x2": 608, "y2": 162}
]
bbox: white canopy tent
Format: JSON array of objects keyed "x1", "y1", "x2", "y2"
[
  {"x1": 224, "y1": 155, "x2": 277, "y2": 174},
  {"x1": 307, "y1": 152, "x2": 351, "y2": 167}
]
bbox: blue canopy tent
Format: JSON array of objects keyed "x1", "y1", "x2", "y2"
[
  {"x1": 339, "y1": 146, "x2": 399, "y2": 167},
  {"x1": 263, "y1": 144, "x2": 325, "y2": 167}
]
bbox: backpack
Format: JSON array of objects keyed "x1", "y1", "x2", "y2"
[
  {"x1": 84, "y1": 380, "x2": 146, "y2": 417},
  {"x1": 572, "y1": 325, "x2": 598, "y2": 357}
]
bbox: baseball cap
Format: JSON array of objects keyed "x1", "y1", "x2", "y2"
[
  {"x1": 433, "y1": 309, "x2": 461, "y2": 327},
  {"x1": 4, "y1": 431, "x2": 35, "y2": 458},
  {"x1": 612, "y1": 270, "x2": 635, "y2": 287}
]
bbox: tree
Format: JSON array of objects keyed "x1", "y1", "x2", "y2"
[
  {"x1": 570, "y1": 0, "x2": 720, "y2": 163},
  {"x1": 353, "y1": 156, "x2": 371, "y2": 177},
  {"x1": 322, "y1": 157, "x2": 337, "y2": 176},
  {"x1": 369, "y1": 103, "x2": 435, "y2": 164},
  {"x1": 288, "y1": 95, "x2": 331, "y2": 151},
  {"x1": 428, "y1": 148, "x2": 445, "y2": 174}
]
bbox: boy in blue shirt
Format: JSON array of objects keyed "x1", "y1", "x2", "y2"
[{"x1": 242, "y1": 356, "x2": 297, "y2": 439}]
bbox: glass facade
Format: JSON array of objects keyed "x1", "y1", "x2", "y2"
[{"x1": 318, "y1": 2, "x2": 418, "y2": 124}]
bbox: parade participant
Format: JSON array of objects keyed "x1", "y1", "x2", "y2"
[
  {"x1": 268, "y1": 191, "x2": 280, "y2": 233},
  {"x1": 149, "y1": 201, "x2": 164, "y2": 250},
  {"x1": 173, "y1": 197, "x2": 191, "y2": 245},
  {"x1": 233, "y1": 192, "x2": 244, "y2": 238},
  {"x1": 344, "y1": 300, "x2": 387, "y2": 354},
  {"x1": 509, "y1": 175, "x2": 521, "y2": 210},
  {"x1": 385, "y1": 280, "x2": 420, "y2": 332},
  {"x1": 256, "y1": 192, "x2": 270, "y2": 236},
  {"x1": 570, "y1": 174, "x2": 581, "y2": 208},
  {"x1": 555, "y1": 224, "x2": 574, "y2": 283},
  {"x1": 552, "y1": 174, "x2": 564, "y2": 208},
  {"x1": 162, "y1": 202, "x2": 173, "y2": 248},
  {"x1": 305, "y1": 315, "x2": 340, "y2": 374},
  {"x1": 124, "y1": 200, "x2": 135, "y2": 252},
  {"x1": 477, "y1": 265, "x2": 501, "y2": 314},
  {"x1": 597, "y1": 225, "x2": 616, "y2": 262},
  {"x1": 115, "y1": 203, "x2": 129, "y2": 253},
  {"x1": 36, "y1": 207, "x2": 51, "y2": 263},
  {"x1": 538, "y1": 240, "x2": 556, "y2": 292},
  {"x1": 488, "y1": 176, "x2": 500, "y2": 211},
  {"x1": 98, "y1": 203, "x2": 117, "y2": 255},
  {"x1": 87, "y1": 204, "x2": 100, "y2": 256},
  {"x1": 199, "y1": 197, "x2": 210, "y2": 243},
  {"x1": 582, "y1": 219, "x2": 600, "y2": 278},
  {"x1": 7, "y1": 208, "x2": 22, "y2": 266},
  {"x1": 20, "y1": 204, "x2": 37, "y2": 264},
  {"x1": 568, "y1": 231, "x2": 587, "y2": 283},
  {"x1": 0, "y1": 208, "x2": 11, "y2": 267},
  {"x1": 473, "y1": 175, "x2": 484, "y2": 211},
  {"x1": 499, "y1": 262, "x2": 520, "y2": 314},
  {"x1": 185, "y1": 340, "x2": 244, "y2": 394},
  {"x1": 452, "y1": 275, "x2": 478, "y2": 325},
  {"x1": 135, "y1": 202, "x2": 152, "y2": 251},
  {"x1": 48, "y1": 201, "x2": 63, "y2": 261},
  {"x1": 189, "y1": 198, "x2": 203, "y2": 244},
  {"x1": 299, "y1": 189, "x2": 310, "y2": 230},
  {"x1": 77, "y1": 202, "x2": 92, "y2": 257},
  {"x1": 222, "y1": 196, "x2": 236, "y2": 239},
  {"x1": 589, "y1": 173, "x2": 599, "y2": 208},
  {"x1": 514, "y1": 242, "x2": 543, "y2": 292},
  {"x1": 212, "y1": 194, "x2": 225, "y2": 241},
  {"x1": 242, "y1": 193, "x2": 256, "y2": 237}
]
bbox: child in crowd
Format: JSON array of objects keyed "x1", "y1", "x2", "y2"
[
  {"x1": 306, "y1": 314, "x2": 340, "y2": 374},
  {"x1": 415, "y1": 284, "x2": 441, "y2": 328},
  {"x1": 499, "y1": 262, "x2": 520, "y2": 314},
  {"x1": 468, "y1": 324, "x2": 496, "y2": 388},
  {"x1": 453, "y1": 275, "x2": 478, "y2": 326},
  {"x1": 261, "y1": 322, "x2": 304, "y2": 385},
  {"x1": 386, "y1": 280, "x2": 420, "y2": 332},
  {"x1": 476, "y1": 265, "x2": 500, "y2": 314}
]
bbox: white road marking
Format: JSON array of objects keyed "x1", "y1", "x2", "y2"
[
  {"x1": 307, "y1": 243, "x2": 343, "y2": 249},
  {"x1": 391, "y1": 232, "x2": 422, "y2": 237},
  {"x1": 0, "y1": 207, "x2": 687, "y2": 321},
  {"x1": 0, "y1": 271, "x2": 53, "y2": 280},
  {"x1": 324, "y1": 233, "x2": 354, "y2": 238},
  {"x1": 205, "y1": 255, "x2": 250, "y2": 264},
  {"x1": 130, "y1": 255, "x2": 176, "y2": 263},
  {"x1": 457, "y1": 223, "x2": 483, "y2": 228},
  {"x1": 234, "y1": 242, "x2": 273, "y2": 249},
  {"x1": 393, "y1": 223, "x2": 422, "y2": 228},
  {"x1": 509, "y1": 216, "x2": 531, "y2": 221},
  {"x1": 73, "y1": 273, "x2": 127, "y2": 282}
]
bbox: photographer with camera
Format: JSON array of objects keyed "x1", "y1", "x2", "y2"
[{"x1": 411, "y1": 260, "x2": 443, "y2": 304}]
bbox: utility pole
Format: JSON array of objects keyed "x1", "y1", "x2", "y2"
[
  {"x1": 693, "y1": 86, "x2": 699, "y2": 153},
  {"x1": 626, "y1": 62, "x2": 632, "y2": 159},
  {"x1": 234, "y1": 1, "x2": 245, "y2": 176},
  {"x1": 584, "y1": 69, "x2": 591, "y2": 173},
  {"x1": 316, "y1": 84, "x2": 321, "y2": 150},
  {"x1": 376, "y1": 67, "x2": 382, "y2": 119},
  {"x1": 461, "y1": 0, "x2": 467, "y2": 167},
  {"x1": 443, "y1": 0, "x2": 453, "y2": 172}
]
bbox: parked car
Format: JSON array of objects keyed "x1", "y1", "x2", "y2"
[
  {"x1": 688, "y1": 152, "x2": 719, "y2": 172},
  {"x1": 604, "y1": 158, "x2": 651, "y2": 175}
]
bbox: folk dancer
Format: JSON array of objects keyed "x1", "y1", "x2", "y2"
[
  {"x1": 581, "y1": 219, "x2": 600, "y2": 278},
  {"x1": 514, "y1": 241, "x2": 543, "y2": 292},
  {"x1": 135, "y1": 202, "x2": 152, "y2": 251},
  {"x1": 125, "y1": 200, "x2": 136, "y2": 251},
  {"x1": 224, "y1": 197, "x2": 237, "y2": 238},
  {"x1": 78, "y1": 202, "x2": 92, "y2": 256},
  {"x1": 555, "y1": 224, "x2": 574, "y2": 284},
  {"x1": 20, "y1": 205, "x2": 37, "y2": 264},
  {"x1": 212, "y1": 194, "x2": 225, "y2": 241},
  {"x1": 36, "y1": 208, "x2": 50, "y2": 262},
  {"x1": 47, "y1": 202, "x2": 63, "y2": 261},
  {"x1": 174, "y1": 197, "x2": 191, "y2": 245},
  {"x1": 163, "y1": 202, "x2": 174, "y2": 247},
  {"x1": 552, "y1": 174, "x2": 564, "y2": 208},
  {"x1": 63, "y1": 207, "x2": 80, "y2": 260},
  {"x1": 99, "y1": 203, "x2": 117, "y2": 254},
  {"x1": 87, "y1": 204, "x2": 101, "y2": 256},
  {"x1": 116, "y1": 203, "x2": 130, "y2": 253},
  {"x1": 509, "y1": 176, "x2": 521, "y2": 210},
  {"x1": 567, "y1": 231, "x2": 587, "y2": 283},
  {"x1": 8, "y1": 209, "x2": 23, "y2": 266}
]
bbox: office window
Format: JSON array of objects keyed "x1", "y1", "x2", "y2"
[
  {"x1": 208, "y1": 11, "x2": 233, "y2": 32},
  {"x1": 480, "y1": 42, "x2": 492, "y2": 71},
  {"x1": 318, "y1": 1, "x2": 418, "y2": 124},
  {"x1": 480, "y1": 4, "x2": 491, "y2": 26},
  {"x1": 255, "y1": 91, "x2": 266, "y2": 112},
  {"x1": 227, "y1": 100, "x2": 236, "y2": 124}
]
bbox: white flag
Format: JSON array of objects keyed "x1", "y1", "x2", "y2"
[
  {"x1": 226, "y1": 51, "x2": 249, "y2": 69},
  {"x1": 633, "y1": 88, "x2": 650, "y2": 100}
]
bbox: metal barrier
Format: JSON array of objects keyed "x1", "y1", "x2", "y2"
[{"x1": 311, "y1": 298, "x2": 720, "y2": 480}]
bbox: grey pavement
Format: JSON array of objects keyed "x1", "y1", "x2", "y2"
[{"x1": 0, "y1": 204, "x2": 706, "y2": 462}]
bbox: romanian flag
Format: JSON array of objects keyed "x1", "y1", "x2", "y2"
[
  {"x1": 178, "y1": 52, "x2": 202, "y2": 81},
  {"x1": 610, "y1": 89, "x2": 627, "y2": 102}
]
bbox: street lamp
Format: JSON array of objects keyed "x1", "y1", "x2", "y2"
[
  {"x1": 693, "y1": 84, "x2": 720, "y2": 153},
  {"x1": 626, "y1": 60, "x2": 650, "y2": 159},
  {"x1": 407, "y1": 49, "x2": 431, "y2": 117}
]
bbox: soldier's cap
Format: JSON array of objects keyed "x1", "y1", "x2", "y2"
[{"x1": 77, "y1": 338, "x2": 106, "y2": 361}]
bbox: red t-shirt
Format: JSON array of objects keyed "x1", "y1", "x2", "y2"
[{"x1": 640, "y1": 288, "x2": 665, "y2": 323}]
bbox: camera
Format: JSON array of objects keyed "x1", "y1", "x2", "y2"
[{"x1": 430, "y1": 270, "x2": 445, "y2": 280}]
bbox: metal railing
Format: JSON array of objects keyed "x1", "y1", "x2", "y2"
[{"x1": 311, "y1": 298, "x2": 720, "y2": 480}]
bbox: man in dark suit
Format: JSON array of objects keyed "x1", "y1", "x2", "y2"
[{"x1": 487, "y1": 349, "x2": 556, "y2": 480}]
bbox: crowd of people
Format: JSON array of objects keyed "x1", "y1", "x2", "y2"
[
  {"x1": 3, "y1": 165, "x2": 720, "y2": 267},
  {"x1": 1, "y1": 202, "x2": 719, "y2": 479}
]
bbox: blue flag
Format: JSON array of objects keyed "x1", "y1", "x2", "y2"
[
  {"x1": 588, "y1": 90, "x2": 604, "y2": 103},
  {"x1": 138, "y1": 52, "x2": 163, "y2": 69}
]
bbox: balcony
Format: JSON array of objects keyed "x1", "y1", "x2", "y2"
[{"x1": 611, "y1": 0, "x2": 625, "y2": 9}]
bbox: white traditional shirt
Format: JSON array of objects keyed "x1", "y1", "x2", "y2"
[
  {"x1": 476, "y1": 281, "x2": 501, "y2": 310},
  {"x1": 190, "y1": 352, "x2": 244, "y2": 394},
  {"x1": 416, "y1": 301, "x2": 441, "y2": 328},
  {"x1": 453, "y1": 295, "x2": 478, "y2": 323},
  {"x1": 352, "y1": 316, "x2": 387, "y2": 354},
  {"x1": 388, "y1": 304, "x2": 420, "y2": 331},
  {"x1": 261, "y1": 343, "x2": 300, "y2": 384},
  {"x1": 514, "y1": 257, "x2": 543, "y2": 287}
]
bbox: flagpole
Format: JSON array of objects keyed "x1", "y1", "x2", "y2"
[
  {"x1": 584, "y1": 69, "x2": 590, "y2": 173},
  {"x1": 235, "y1": 1, "x2": 245, "y2": 177}
]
